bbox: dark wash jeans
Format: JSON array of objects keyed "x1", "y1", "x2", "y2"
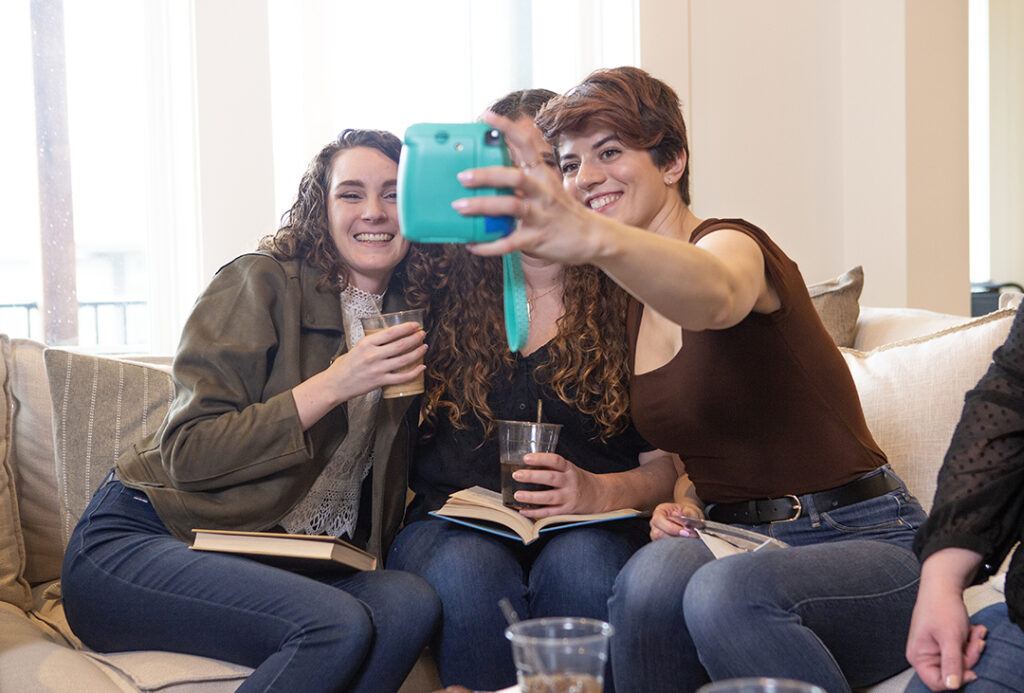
[
  {"x1": 387, "y1": 516, "x2": 649, "y2": 691},
  {"x1": 61, "y1": 475, "x2": 441, "y2": 693},
  {"x1": 609, "y1": 466, "x2": 927, "y2": 693},
  {"x1": 905, "y1": 603, "x2": 1024, "y2": 693}
]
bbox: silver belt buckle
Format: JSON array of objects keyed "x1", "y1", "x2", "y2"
[{"x1": 771, "y1": 495, "x2": 802, "y2": 523}]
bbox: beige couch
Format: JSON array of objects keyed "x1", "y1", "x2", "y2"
[{"x1": 0, "y1": 291, "x2": 1017, "y2": 692}]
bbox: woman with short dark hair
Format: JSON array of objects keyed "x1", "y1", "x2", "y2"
[{"x1": 458, "y1": 67, "x2": 926, "y2": 693}]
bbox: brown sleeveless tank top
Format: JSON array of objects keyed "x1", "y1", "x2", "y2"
[{"x1": 628, "y1": 218, "x2": 885, "y2": 504}]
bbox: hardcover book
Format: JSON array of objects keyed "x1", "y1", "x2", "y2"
[
  {"x1": 190, "y1": 529, "x2": 377, "y2": 571},
  {"x1": 430, "y1": 486, "x2": 641, "y2": 545}
]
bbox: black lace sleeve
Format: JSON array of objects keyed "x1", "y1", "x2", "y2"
[{"x1": 914, "y1": 306, "x2": 1024, "y2": 581}]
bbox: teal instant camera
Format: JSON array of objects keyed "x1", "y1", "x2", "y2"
[{"x1": 398, "y1": 122, "x2": 515, "y2": 243}]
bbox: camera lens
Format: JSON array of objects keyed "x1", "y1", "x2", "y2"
[{"x1": 484, "y1": 128, "x2": 502, "y2": 145}]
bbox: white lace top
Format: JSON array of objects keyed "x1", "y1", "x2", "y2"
[{"x1": 280, "y1": 284, "x2": 384, "y2": 539}]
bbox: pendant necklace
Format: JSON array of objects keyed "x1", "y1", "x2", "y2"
[{"x1": 526, "y1": 284, "x2": 561, "y2": 320}]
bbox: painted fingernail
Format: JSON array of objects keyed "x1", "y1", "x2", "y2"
[
  {"x1": 451, "y1": 199, "x2": 469, "y2": 210},
  {"x1": 456, "y1": 171, "x2": 473, "y2": 182},
  {"x1": 512, "y1": 472, "x2": 522, "y2": 481},
  {"x1": 945, "y1": 674, "x2": 960, "y2": 689}
]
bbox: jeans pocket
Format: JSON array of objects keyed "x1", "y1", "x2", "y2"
[{"x1": 820, "y1": 491, "x2": 906, "y2": 533}]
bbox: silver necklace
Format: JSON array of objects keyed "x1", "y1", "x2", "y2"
[{"x1": 526, "y1": 284, "x2": 561, "y2": 320}]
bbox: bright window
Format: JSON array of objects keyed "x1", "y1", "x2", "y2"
[{"x1": 1, "y1": 0, "x2": 637, "y2": 353}]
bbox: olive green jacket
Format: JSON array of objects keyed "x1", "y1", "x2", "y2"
[{"x1": 117, "y1": 253, "x2": 415, "y2": 560}]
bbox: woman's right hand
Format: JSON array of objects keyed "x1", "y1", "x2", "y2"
[
  {"x1": 327, "y1": 321, "x2": 427, "y2": 400},
  {"x1": 453, "y1": 112, "x2": 601, "y2": 265},
  {"x1": 905, "y1": 567, "x2": 986, "y2": 690},
  {"x1": 292, "y1": 321, "x2": 426, "y2": 431},
  {"x1": 649, "y1": 502, "x2": 703, "y2": 541}
]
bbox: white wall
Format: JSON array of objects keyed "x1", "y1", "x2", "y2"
[
  {"x1": 989, "y1": 0, "x2": 1024, "y2": 287},
  {"x1": 193, "y1": 0, "x2": 277, "y2": 281},
  {"x1": 638, "y1": 0, "x2": 970, "y2": 314}
]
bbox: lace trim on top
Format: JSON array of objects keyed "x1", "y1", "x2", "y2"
[{"x1": 280, "y1": 284, "x2": 385, "y2": 538}]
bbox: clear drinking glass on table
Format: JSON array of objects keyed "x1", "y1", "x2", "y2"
[
  {"x1": 505, "y1": 617, "x2": 612, "y2": 692},
  {"x1": 697, "y1": 678, "x2": 826, "y2": 693}
]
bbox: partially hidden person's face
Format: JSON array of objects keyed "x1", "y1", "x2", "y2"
[
  {"x1": 506, "y1": 116, "x2": 558, "y2": 171},
  {"x1": 508, "y1": 116, "x2": 560, "y2": 264},
  {"x1": 557, "y1": 128, "x2": 676, "y2": 230},
  {"x1": 327, "y1": 146, "x2": 409, "y2": 293}
]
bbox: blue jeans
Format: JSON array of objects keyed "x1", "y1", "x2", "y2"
[
  {"x1": 61, "y1": 475, "x2": 441, "y2": 693},
  {"x1": 386, "y1": 516, "x2": 649, "y2": 691},
  {"x1": 609, "y1": 468, "x2": 926, "y2": 693},
  {"x1": 905, "y1": 603, "x2": 1024, "y2": 693}
]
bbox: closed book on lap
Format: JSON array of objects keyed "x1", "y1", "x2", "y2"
[
  {"x1": 430, "y1": 486, "x2": 640, "y2": 545},
  {"x1": 190, "y1": 529, "x2": 377, "y2": 571}
]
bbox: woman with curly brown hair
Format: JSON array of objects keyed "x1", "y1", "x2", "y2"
[
  {"x1": 386, "y1": 90, "x2": 678, "y2": 691},
  {"x1": 61, "y1": 129, "x2": 440, "y2": 693}
]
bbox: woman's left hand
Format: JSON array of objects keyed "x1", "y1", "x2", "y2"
[{"x1": 513, "y1": 453, "x2": 605, "y2": 518}]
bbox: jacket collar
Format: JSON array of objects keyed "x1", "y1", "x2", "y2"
[{"x1": 299, "y1": 259, "x2": 408, "y2": 331}]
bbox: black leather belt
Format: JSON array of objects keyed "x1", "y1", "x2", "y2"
[{"x1": 704, "y1": 470, "x2": 900, "y2": 525}]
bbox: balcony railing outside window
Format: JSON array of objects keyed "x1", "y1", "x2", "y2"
[{"x1": 0, "y1": 300, "x2": 148, "y2": 351}]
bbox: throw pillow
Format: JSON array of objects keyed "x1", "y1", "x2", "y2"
[
  {"x1": 0, "y1": 336, "x2": 32, "y2": 610},
  {"x1": 807, "y1": 266, "x2": 863, "y2": 348},
  {"x1": 842, "y1": 308, "x2": 1016, "y2": 513},
  {"x1": 7, "y1": 338, "x2": 62, "y2": 585},
  {"x1": 43, "y1": 349, "x2": 174, "y2": 545}
]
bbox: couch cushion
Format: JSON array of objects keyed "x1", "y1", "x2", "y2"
[
  {"x1": 43, "y1": 349, "x2": 174, "y2": 545},
  {"x1": 842, "y1": 308, "x2": 1017, "y2": 512},
  {"x1": 7, "y1": 337, "x2": 64, "y2": 585},
  {"x1": 0, "y1": 600, "x2": 130, "y2": 692},
  {"x1": 808, "y1": 266, "x2": 863, "y2": 348},
  {"x1": 30, "y1": 581, "x2": 250, "y2": 691},
  {"x1": 0, "y1": 336, "x2": 33, "y2": 610},
  {"x1": 854, "y1": 307, "x2": 970, "y2": 352}
]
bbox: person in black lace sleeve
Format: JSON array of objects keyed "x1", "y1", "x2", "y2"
[{"x1": 905, "y1": 306, "x2": 1024, "y2": 692}]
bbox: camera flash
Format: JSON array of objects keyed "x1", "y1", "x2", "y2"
[{"x1": 454, "y1": 143, "x2": 464, "y2": 152}]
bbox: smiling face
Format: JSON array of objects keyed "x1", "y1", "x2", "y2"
[
  {"x1": 557, "y1": 129, "x2": 682, "y2": 230},
  {"x1": 327, "y1": 146, "x2": 409, "y2": 293}
]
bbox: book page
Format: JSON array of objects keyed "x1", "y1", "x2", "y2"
[
  {"x1": 533, "y1": 508, "x2": 640, "y2": 531},
  {"x1": 697, "y1": 530, "x2": 746, "y2": 559}
]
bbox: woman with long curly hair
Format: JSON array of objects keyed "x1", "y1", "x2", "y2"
[
  {"x1": 386, "y1": 90, "x2": 679, "y2": 691},
  {"x1": 61, "y1": 129, "x2": 440, "y2": 693}
]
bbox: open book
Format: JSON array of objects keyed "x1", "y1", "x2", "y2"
[
  {"x1": 190, "y1": 529, "x2": 377, "y2": 571},
  {"x1": 430, "y1": 486, "x2": 640, "y2": 545},
  {"x1": 683, "y1": 518, "x2": 789, "y2": 559}
]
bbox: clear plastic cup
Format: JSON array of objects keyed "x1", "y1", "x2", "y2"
[
  {"x1": 696, "y1": 678, "x2": 827, "y2": 693},
  {"x1": 505, "y1": 617, "x2": 612, "y2": 693},
  {"x1": 497, "y1": 420, "x2": 562, "y2": 509},
  {"x1": 359, "y1": 308, "x2": 425, "y2": 398}
]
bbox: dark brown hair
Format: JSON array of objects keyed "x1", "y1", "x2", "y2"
[
  {"x1": 536, "y1": 66, "x2": 691, "y2": 205},
  {"x1": 405, "y1": 249, "x2": 632, "y2": 441},
  {"x1": 258, "y1": 129, "x2": 403, "y2": 292},
  {"x1": 405, "y1": 89, "x2": 633, "y2": 441},
  {"x1": 489, "y1": 88, "x2": 558, "y2": 121}
]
